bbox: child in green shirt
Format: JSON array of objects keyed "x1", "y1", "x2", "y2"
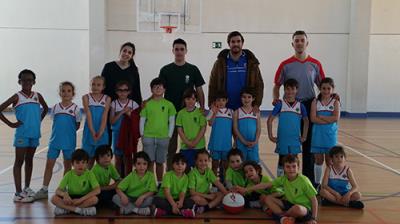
[
  {"x1": 112, "y1": 151, "x2": 157, "y2": 216},
  {"x1": 51, "y1": 149, "x2": 100, "y2": 216},
  {"x1": 225, "y1": 149, "x2": 246, "y2": 190}
]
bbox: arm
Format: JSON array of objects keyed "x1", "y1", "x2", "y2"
[
  {"x1": 345, "y1": 168, "x2": 359, "y2": 197},
  {"x1": 96, "y1": 97, "x2": 111, "y2": 138},
  {"x1": 233, "y1": 110, "x2": 248, "y2": 144},
  {"x1": 321, "y1": 166, "x2": 341, "y2": 198},
  {"x1": 191, "y1": 125, "x2": 206, "y2": 147},
  {"x1": 214, "y1": 180, "x2": 229, "y2": 195},
  {"x1": 267, "y1": 115, "x2": 277, "y2": 143},
  {"x1": 254, "y1": 111, "x2": 261, "y2": 143},
  {"x1": 168, "y1": 116, "x2": 175, "y2": 138},
  {"x1": 135, "y1": 191, "x2": 155, "y2": 207},
  {"x1": 110, "y1": 107, "x2": 129, "y2": 125},
  {"x1": 115, "y1": 187, "x2": 129, "y2": 206},
  {"x1": 37, "y1": 93, "x2": 48, "y2": 120},
  {"x1": 318, "y1": 100, "x2": 341, "y2": 123},
  {"x1": 207, "y1": 107, "x2": 217, "y2": 126},
  {"x1": 309, "y1": 196, "x2": 318, "y2": 223},
  {"x1": 0, "y1": 94, "x2": 21, "y2": 128},
  {"x1": 196, "y1": 86, "x2": 205, "y2": 111},
  {"x1": 101, "y1": 179, "x2": 120, "y2": 191},
  {"x1": 177, "y1": 127, "x2": 193, "y2": 148},
  {"x1": 139, "y1": 117, "x2": 146, "y2": 136},
  {"x1": 244, "y1": 182, "x2": 273, "y2": 194},
  {"x1": 177, "y1": 191, "x2": 186, "y2": 209},
  {"x1": 272, "y1": 85, "x2": 281, "y2": 105},
  {"x1": 76, "y1": 186, "x2": 101, "y2": 203},
  {"x1": 301, "y1": 117, "x2": 309, "y2": 142},
  {"x1": 82, "y1": 95, "x2": 96, "y2": 137}
]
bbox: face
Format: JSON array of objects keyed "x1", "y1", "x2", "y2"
[
  {"x1": 172, "y1": 43, "x2": 187, "y2": 62},
  {"x1": 119, "y1": 46, "x2": 134, "y2": 63},
  {"x1": 229, "y1": 155, "x2": 242, "y2": 170},
  {"x1": 244, "y1": 165, "x2": 259, "y2": 181},
  {"x1": 98, "y1": 153, "x2": 112, "y2": 167},
  {"x1": 241, "y1": 93, "x2": 254, "y2": 106},
  {"x1": 19, "y1": 73, "x2": 35, "y2": 91},
  {"x1": 320, "y1": 83, "x2": 334, "y2": 97},
  {"x1": 292, "y1": 34, "x2": 308, "y2": 54},
  {"x1": 91, "y1": 78, "x2": 105, "y2": 94},
  {"x1": 283, "y1": 162, "x2": 299, "y2": 179},
  {"x1": 116, "y1": 84, "x2": 130, "y2": 100},
  {"x1": 60, "y1": 84, "x2": 74, "y2": 101},
  {"x1": 173, "y1": 161, "x2": 186, "y2": 175},
  {"x1": 73, "y1": 160, "x2": 88, "y2": 174},
  {"x1": 228, "y1": 35, "x2": 243, "y2": 54},
  {"x1": 195, "y1": 153, "x2": 209, "y2": 172},
  {"x1": 332, "y1": 153, "x2": 346, "y2": 166},
  {"x1": 215, "y1": 98, "x2": 228, "y2": 109},
  {"x1": 184, "y1": 95, "x2": 196, "y2": 109},
  {"x1": 151, "y1": 84, "x2": 165, "y2": 97},
  {"x1": 135, "y1": 158, "x2": 149, "y2": 174},
  {"x1": 284, "y1": 86, "x2": 297, "y2": 100}
]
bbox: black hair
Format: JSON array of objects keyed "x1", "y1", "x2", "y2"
[
  {"x1": 71, "y1": 149, "x2": 89, "y2": 163},
  {"x1": 195, "y1": 149, "x2": 211, "y2": 161},
  {"x1": 172, "y1": 152, "x2": 187, "y2": 164},
  {"x1": 240, "y1": 87, "x2": 256, "y2": 98},
  {"x1": 242, "y1": 160, "x2": 262, "y2": 177},
  {"x1": 292, "y1": 30, "x2": 308, "y2": 39},
  {"x1": 282, "y1": 154, "x2": 300, "y2": 166},
  {"x1": 227, "y1": 148, "x2": 243, "y2": 160},
  {"x1": 214, "y1": 91, "x2": 228, "y2": 101},
  {"x1": 317, "y1": 77, "x2": 335, "y2": 101},
  {"x1": 182, "y1": 88, "x2": 198, "y2": 100},
  {"x1": 284, "y1": 78, "x2": 299, "y2": 89},
  {"x1": 18, "y1": 69, "x2": 36, "y2": 80},
  {"x1": 173, "y1": 38, "x2": 187, "y2": 48},
  {"x1": 94, "y1": 145, "x2": 113, "y2": 162},
  {"x1": 120, "y1": 42, "x2": 137, "y2": 68},
  {"x1": 133, "y1": 151, "x2": 151, "y2": 164},
  {"x1": 227, "y1": 31, "x2": 244, "y2": 44},
  {"x1": 329, "y1": 146, "x2": 346, "y2": 158},
  {"x1": 115, "y1": 80, "x2": 131, "y2": 90},
  {"x1": 150, "y1": 77, "x2": 165, "y2": 89}
]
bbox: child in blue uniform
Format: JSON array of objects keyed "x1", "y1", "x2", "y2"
[
  {"x1": 267, "y1": 79, "x2": 309, "y2": 177},
  {"x1": 310, "y1": 77, "x2": 340, "y2": 186},
  {"x1": 82, "y1": 76, "x2": 111, "y2": 168},
  {"x1": 0, "y1": 69, "x2": 48, "y2": 202},
  {"x1": 233, "y1": 88, "x2": 261, "y2": 163},
  {"x1": 35, "y1": 81, "x2": 81, "y2": 200}
]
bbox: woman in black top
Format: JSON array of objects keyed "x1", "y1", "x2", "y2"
[{"x1": 101, "y1": 42, "x2": 142, "y2": 104}]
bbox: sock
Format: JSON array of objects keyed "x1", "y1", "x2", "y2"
[
  {"x1": 314, "y1": 164, "x2": 323, "y2": 184},
  {"x1": 277, "y1": 165, "x2": 284, "y2": 177},
  {"x1": 74, "y1": 207, "x2": 82, "y2": 214},
  {"x1": 42, "y1": 185, "x2": 48, "y2": 191}
]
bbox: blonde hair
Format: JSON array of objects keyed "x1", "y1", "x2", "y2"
[{"x1": 59, "y1": 81, "x2": 76, "y2": 96}]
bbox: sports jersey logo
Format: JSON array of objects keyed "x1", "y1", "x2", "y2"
[
  {"x1": 33, "y1": 97, "x2": 38, "y2": 102},
  {"x1": 161, "y1": 106, "x2": 165, "y2": 112},
  {"x1": 101, "y1": 101, "x2": 105, "y2": 105},
  {"x1": 17, "y1": 139, "x2": 24, "y2": 145},
  {"x1": 307, "y1": 64, "x2": 315, "y2": 76},
  {"x1": 296, "y1": 108, "x2": 300, "y2": 112},
  {"x1": 69, "y1": 110, "x2": 74, "y2": 114},
  {"x1": 185, "y1": 75, "x2": 190, "y2": 84},
  {"x1": 342, "y1": 174, "x2": 347, "y2": 178},
  {"x1": 244, "y1": 63, "x2": 247, "y2": 69},
  {"x1": 329, "y1": 106, "x2": 334, "y2": 110},
  {"x1": 193, "y1": 117, "x2": 198, "y2": 123},
  {"x1": 82, "y1": 180, "x2": 87, "y2": 188},
  {"x1": 294, "y1": 188, "x2": 298, "y2": 195}
]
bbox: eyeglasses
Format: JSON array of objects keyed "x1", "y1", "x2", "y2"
[{"x1": 117, "y1": 89, "x2": 129, "y2": 92}]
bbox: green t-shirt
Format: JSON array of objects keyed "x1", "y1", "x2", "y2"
[
  {"x1": 225, "y1": 167, "x2": 246, "y2": 188},
  {"x1": 58, "y1": 169, "x2": 99, "y2": 196},
  {"x1": 159, "y1": 62, "x2": 205, "y2": 111},
  {"x1": 158, "y1": 171, "x2": 188, "y2": 200},
  {"x1": 91, "y1": 163, "x2": 121, "y2": 187},
  {"x1": 117, "y1": 170, "x2": 157, "y2": 198},
  {"x1": 140, "y1": 98, "x2": 176, "y2": 138},
  {"x1": 188, "y1": 167, "x2": 217, "y2": 194},
  {"x1": 246, "y1": 175, "x2": 283, "y2": 195},
  {"x1": 272, "y1": 174, "x2": 317, "y2": 210},
  {"x1": 176, "y1": 107, "x2": 206, "y2": 149}
]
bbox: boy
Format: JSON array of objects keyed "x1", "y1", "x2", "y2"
[{"x1": 225, "y1": 148, "x2": 246, "y2": 190}]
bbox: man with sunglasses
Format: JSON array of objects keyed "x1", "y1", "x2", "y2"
[{"x1": 159, "y1": 38, "x2": 206, "y2": 170}]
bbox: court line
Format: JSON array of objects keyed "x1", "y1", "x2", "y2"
[{"x1": 0, "y1": 129, "x2": 83, "y2": 176}]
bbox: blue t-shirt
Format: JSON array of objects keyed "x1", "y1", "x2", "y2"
[{"x1": 226, "y1": 52, "x2": 247, "y2": 110}]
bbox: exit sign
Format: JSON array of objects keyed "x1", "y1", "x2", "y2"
[{"x1": 212, "y1": 42, "x2": 222, "y2": 49}]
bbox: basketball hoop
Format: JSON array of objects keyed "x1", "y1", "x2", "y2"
[{"x1": 161, "y1": 26, "x2": 177, "y2": 43}]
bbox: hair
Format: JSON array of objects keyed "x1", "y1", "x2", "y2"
[
  {"x1": 71, "y1": 149, "x2": 89, "y2": 163},
  {"x1": 227, "y1": 148, "x2": 244, "y2": 160},
  {"x1": 115, "y1": 80, "x2": 131, "y2": 90},
  {"x1": 173, "y1": 38, "x2": 187, "y2": 48},
  {"x1": 94, "y1": 145, "x2": 113, "y2": 162},
  {"x1": 329, "y1": 146, "x2": 346, "y2": 158},
  {"x1": 18, "y1": 69, "x2": 36, "y2": 80},
  {"x1": 133, "y1": 151, "x2": 151, "y2": 165},
  {"x1": 227, "y1": 31, "x2": 244, "y2": 44},
  {"x1": 317, "y1": 77, "x2": 335, "y2": 101},
  {"x1": 214, "y1": 90, "x2": 228, "y2": 101},
  {"x1": 182, "y1": 88, "x2": 198, "y2": 107},
  {"x1": 172, "y1": 152, "x2": 187, "y2": 164},
  {"x1": 195, "y1": 149, "x2": 211, "y2": 161},
  {"x1": 150, "y1": 77, "x2": 165, "y2": 89},
  {"x1": 240, "y1": 87, "x2": 256, "y2": 98},
  {"x1": 284, "y1": 78, "x2": 299, "y2": 89},
  {"x1": 59, "y1": 81, "x2": 75, "y2": 96},
  {"x1": 242, "y1": 160, "x2": 262, "y2": 178},
  {"x1": 91, "y1": 75, "x2": 105, "y2": 84},
  {"x1": 292, "y1": 30, "x2": 308, "y2": 39},
  {"x1": 282, "y1": 154, "x2": 300, "y2": 166},
  {"x1": 120, "y1": 42, "x2": 137, "y2": 68}
]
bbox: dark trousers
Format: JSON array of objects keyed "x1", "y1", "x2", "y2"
[
  {"x1": 167, "y1": 129, "x2": 178, "y2": 171},
  {"x1": 301, "y1": 99, "x2": 315, "y2": 185},
  {"x1": 153, "y1": 196, "x2": 195, "y2": 214}
]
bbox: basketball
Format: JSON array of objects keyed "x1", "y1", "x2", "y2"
[{"x1": 222, "y1": 193, "x2": 245, "y2": 214}]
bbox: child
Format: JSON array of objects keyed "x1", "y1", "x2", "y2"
[
  {"x1": 35, "y1": 81, "x2": 81, "y2": 200},
  {"x1": 188, "y1": 149, "x2": 228, "y2": 214},
  {"x1": 264, "y1": 155, "x2": 318, "y2": 224},
  {"x1": 153, "y1": 153, "x2": 195, "y2": 218},
  {"x1": 176, "y1": 88, "x2": 207, "y2": 170},
  {"x1": 91, "y1": 145, "x2": 121, "y2": 206},
  {"x1": 267, "y1": 79, "x2": 309, "y2": 177},
  {"x1": 51, "y1": 149, "x2": 100, "y2": 216},
  {"x1": 225, "y1": 148, "x2": 246, "y2": 190},
  {"x1": 140, "y1": 77, "x2": 176, "y2": 184},
  {"x1": 112, "y1": 151, "x2": 157, "y2": 216},
  {"x1": 82, "y1": 76, "x2": 111, "y2": 168},
  {"x1": 320, "y1": 146, "x2": 364, "y2": 209},
  {"x1": 207, "y1": 91, "x2": 233, "y2": 176},
  {"x1": 109, "y1": 81, "x2": 139, "y2": 175},
  {"x1": 233, "y1": 88, "x2": 261, "y2": 162},
  {"x1": 310, "y1": 77, "x2": 340, "y2": 187},
  {"x1": 0, "y1": 69, "x2": 48, "y2": 202}
]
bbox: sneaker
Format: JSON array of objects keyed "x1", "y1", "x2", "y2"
[
  {"x1": 54, "y1": 207, "x2": 70, "y2": 216},
  {"x1": 80, "y1": 207, "x2": 96, "y2": 216},
  {"x1": 133, "y1": 207, "x2": 151, "y2": 216},
  {"x1": 348, "y1": 200, "x2": 364, "y2": 209},
  {"x1": 34, "y1": 188, "x2": 48, "y2": 200},
  {"x1": 153, "y1": 208, "x2": 167, "y2": 217},
  {"x1": 23, "y1": 187, "x2": 36, "y2": 197},
  {"x1": 120, "y1": 207, "x2": 133, "y2": 215},
  {"x1": 181, "y1": 208, "x2": 195, "y2": 218},
  {"x1": 280, "y1": 216, "x2": 295, "y2": 224},
  {"x1": 13, "y1": 192, "x2": 34, "y2": 203},
  {"x1": 194, "y1": 205, "x2": 205, "y2": 214}
]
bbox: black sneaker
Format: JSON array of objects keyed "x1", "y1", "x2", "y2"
[
  {"x1": 348, "y1": 200, "x2": 364, "y2": 209},
  {"x1": 320, "y1": 198, "x2": 333, "y2": 206}
]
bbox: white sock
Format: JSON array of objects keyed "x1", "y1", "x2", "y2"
[
  {"x1": 74, "y1": 207, "x2": 82, "y2": 214},
  {"x1": 314, "y1": 164, "x2": 323, "y2": 184},
  {"x1": 277, "y1": 165, "x2": 284, "y2": 177},
  {"x1": 42, "y1": 185, "x2": 48, "y2": 191}
]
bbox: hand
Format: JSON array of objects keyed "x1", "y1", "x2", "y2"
[
  {"x1": 176, "y1": 199, "x2": 184, "y2": 209},
  {"x1": 247, "y1": 141, "x2": 256, "y2": 148},
  {"x1": 187, "y1": 141, "x2": 196, "y2": 149},
  {"x1": 300, "y1": 136, "x2": 307, "y2": 143},
  {"x1": 334, "y1": 193, "x2": 342, "y2": 202},
  {"x1": 72, "y1": 198, "x2": 83, "y2": 206},
  {"x1": 332, "y1": 93, "x2": 340, "y2": 102},
  {"x1": 342, "y1": 192, "x2": 351, "y2": 205},
  {"x1": 272, "y1": 98, "x2": 281, "y2": 106},
  {"x1": 135, "y1": 196, "x2": 144, "y2": 207},
  {"x1": 172, "y1": 203, "x2": 180, "y2": 214},
  {"x1": 121, "y1": 194, "x2": 129, "y2": 206},
  {"x1": 253, "y1": 106, "x2": 260, "y2": 113},
  {"x1": 90, "y1": 130, "x2": 97, "y2": 141},
  {"x1": 63, "y1": 194, "x2": 72, "y2": 205},
  {"x1": 123, "y1": 107, "x2": 132, "y2": 116},
  {"x1": 269, "y1": 136, "x2": 277, "y2": 143},
  {"x1": 211, "y1": 103, "x2": 218, "y2": 114},
  {"x1": 8, "y1": 120, "x2": 23, "y2": 128},
  {"x1": 205, "y1": 193, "x2": 217, "y2": 200},
  {"x1": 234, "y1": 186, "x2": 247, "y2": 195},
  {"x1": 200, "y1": 107, "x2": 206, "y2": 115}
]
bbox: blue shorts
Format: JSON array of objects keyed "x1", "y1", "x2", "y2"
[
  {"x1": 82, "y1": 144, "x2": 97, "y2": 158},
  {"x1": 238, "y1": 147, "x2": 259, "y2": 163},
  {"x1": 210, "y1": 150, "x2": 228, "y2": 161},
  {"x1": 275, "y1": 145, "x2": 301, "y2": 155},
  {"x1": 311, "y1": 146, "x2": 330, "y2": 154},
  {"x1": 47, "y1": 147, "x2": 74, "y2": 160},
  {"x1": 13, "y1": 137, "x2": 39, "y2": 148},
  {"x1": 180, "y1": 149, "x2": 204, "y2": 168}
]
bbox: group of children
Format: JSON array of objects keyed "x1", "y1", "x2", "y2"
[{"x1": 0, "y1": 69, "x2": 364, "y2": 223}]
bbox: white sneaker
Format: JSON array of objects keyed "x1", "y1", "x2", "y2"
[
  {"x1": 133, "y1": 207, "x2": 151, "y2": 216},
  {"x1": 80, "y1": 207, "x2": 96, "y2": 216},
  {"x1": 34, "y1": 188, "x2": 48, "y2": 200},
  {"x1": 54, "y1": 207, "x2": 70, "y2": 216},
  {"x1": 23, "y1": 187, "x2": 36, "y2": 197},
  {"x1": 13, "y1": 192, "x2": 34, "y2": 203}
]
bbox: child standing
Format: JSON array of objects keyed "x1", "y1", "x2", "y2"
[
  {"x1": 176, "y1": 88, "x2": 207, "y2": 170},
  {"x1": 310, "y1": 77, "x2": 340, "y2": 186},
  {"x1": 82, "y1": 76, "x2": 111, "y2": 168},
  {"x1": 188, "y1": 149, "x2": 228, "y2": 214},
  {"x1": 225, "y1": 148, "x2": 246, "y2": 190},
  {"x1": 207, "y1": 91, "x2": 233, "y2": 176},
  {"x1": 320, "y1": 146, "x2": 364, "y2": 209},
  {"x1": 140, "y1": 77, "x2": 176, "y2": 185},
  {"x1": 112, "y1": 151, "x2": 157, "y2": 216},
  {"x1": 233, "y1": 88, "x2": 261, "y2": 162},
  {"x1": 267, "y1": 79, "x2": 309, "y2": 177},
  {"x1": 51, "y1": 149, "x2": 100, "y2": 216},
  {"x1": 35, "y1": 81, "x2": 81, "y2": 200},
  {"x1": 0, "y1": 69, "x2": 48, "y2": 202}
]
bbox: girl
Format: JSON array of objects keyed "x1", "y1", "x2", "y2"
[
  {"x1": 233, "y1": 87, "x2": 261, "y2": 162},
  {"x1": 310, "y1": 77, "x2": 340, "y2": 186},
  {"x1": 0, "y1": 69, "x2": 48, "y2": 203},
  {"x1": 112, "y1": 151, "x2": 156, "y2": 216},
  {"x1": 82, "y1": 76, "x2": 111, "y2": 168},
  {"x1": 35, "y1": 81, "x2": 81, "y2": 200}
]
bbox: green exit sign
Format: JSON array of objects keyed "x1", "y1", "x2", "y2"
[{"x1": 212, "y1": 42, "x2": 222, "y2": 49}]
